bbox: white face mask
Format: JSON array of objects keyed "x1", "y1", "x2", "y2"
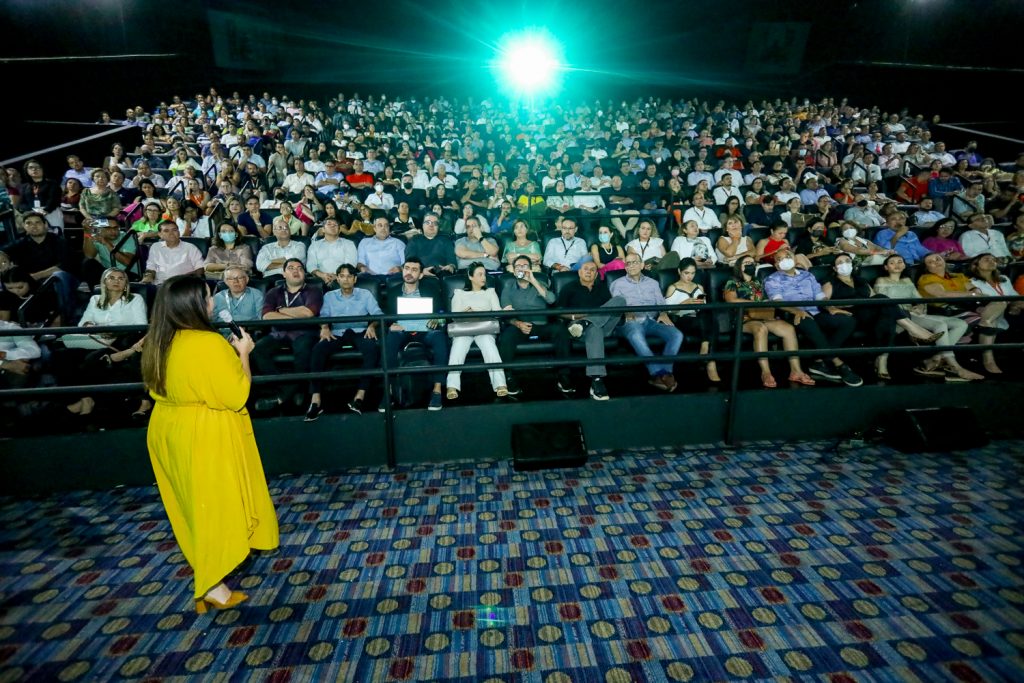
[
  {"x1": 836, "y1": 262, "x2": 854, "y2": 276},
  {"x1": 842, "y1": 228, "x2": 858, "y2": 239},
  {"x1": 778, "y1": 258, "x2": 795, "y2": 271}
]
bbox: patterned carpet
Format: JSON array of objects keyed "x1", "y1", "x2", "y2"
[{"x1": 2, "y1": 439, "x2": 1024, "y2": 682}]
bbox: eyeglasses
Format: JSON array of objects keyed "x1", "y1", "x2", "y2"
[{"x1": 224, "y1": 275, "x2": 247, "y2": 281}]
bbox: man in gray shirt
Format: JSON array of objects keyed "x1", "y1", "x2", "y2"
[{"x1": 497, "y1": 255, "x2": 559, "y2": 395}]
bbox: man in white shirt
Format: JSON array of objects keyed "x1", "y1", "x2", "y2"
[
  {"x1": 960, "y1": 213, "x2": 1011, "y2": 266},
  {"x1": 131, "y1": 161, "x2": 166, "y2": 188},
  {"x1": 405, "y1": 159, "x2": 430, "y2": 190},
  {"x1": 142, "y1": 221, "x2": 205, "y2": 285},
  {"x1": 282, "y1": 159, "x2": 316, "y2": 197},
  {"x1": 774, "y1": 178, "x2": 800, "y2": 206},
  {"x1": 850, "y1": 152, "x2": 882, "y2": 184},
  {"x1": 428, "y1": 167, "x2": 458, "y2": 191},
  {"x1": 713, "y1": 158, "x2": 743, "y2": 188},
  {"x1": 306, "y1": 217, "x2": 358, "y2": 285},
  {"x1": 686, "y1": 160, "x2": 714, "y2": 188},
  {"x1": 712, "y1": 174, "x2": 745, "y2": 207},
  {"x1": 303, "y1": 149, "x2": 326, "y2": 175},
  {"x1": 590, "y1": 165, "x2": 612, "y2": 190},
  {"x1": 930, "y1": 142, "x2": 956, "y2": 167},
  {"x1": 682, "y1": 193, "x2": 721, "y2": 231},
  {"x1": 542, "y1": 218, "x2": 588, "y2": 272}
]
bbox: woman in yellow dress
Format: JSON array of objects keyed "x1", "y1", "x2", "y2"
[{"x1": 141, "y1": 275, "x2": 279, "y2": 613}]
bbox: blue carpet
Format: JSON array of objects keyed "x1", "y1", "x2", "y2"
[{"x1": 2, "y1": 439, "x2": 1023, "y2": 682}]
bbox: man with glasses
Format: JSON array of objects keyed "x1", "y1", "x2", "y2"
[
  {"x1": 212, "y1": 266, "x2": 265, "y2": 339},
  {"x1": 406, "y1": 213, "x2": 456, "y2": 277},
  {"x1": 609, "y1": 254, "x2": 683, "y2": 392},
  {"x1": 542, "y1": 218, "x2": 588, "y2": 272}
]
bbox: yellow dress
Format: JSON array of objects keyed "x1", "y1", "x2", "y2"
[{"x1": 147, "y1": 329, "x2": 279, "y2": 599}]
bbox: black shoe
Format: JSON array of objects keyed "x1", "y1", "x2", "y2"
[
  {"x1": 304, "y1": 402, "x2": 324, "y2": 422},
  {"x1": 505, "y1": 377, "x2": 522, "y2": 396},
  {"x1": 808, "y1": 361, "x2": 841, "y2": 382},
  {"x1": 254, "y1": 397, "x2": 283, "y2": 413},
  {"x1": 378, "y1": 398, "x2": 394, "y2": 413},
  {"x1": 838, "y1": 364, "x2": 863, "y2": 387},
  {"x1": 557, "y1": 377, "x2": 575, "y2": 394},
  {"x1": 589, "y1": 377, "x2": 609, "y2": 401},
  {"x1": 347, "y1": 397, "x2": 364, "y2": 414}
]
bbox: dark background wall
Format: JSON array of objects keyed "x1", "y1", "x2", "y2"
[{"x1": 2, "y1": 0, "x2": 1023, "y2": 158}]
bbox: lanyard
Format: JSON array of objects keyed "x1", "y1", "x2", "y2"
[{"x1": 284, "y1": 289, "x2": 303, "y2": 308}]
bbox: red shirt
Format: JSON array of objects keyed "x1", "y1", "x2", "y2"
[{"x1": 345, "y1": 172, "x2": 374, "y2": 187}]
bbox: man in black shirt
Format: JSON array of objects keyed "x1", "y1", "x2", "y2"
[
  {"x1": 5, "y1": 212, "x2": 77, "y2": 321},
  {"x1": 405, "y1": 214, "x2": 456, "y2": 277},
  {"x1": 553, "y1": 261, "x2": 625, "y2": 400}
]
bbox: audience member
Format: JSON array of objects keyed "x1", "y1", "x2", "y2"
[
  {"x1": 253, "y1": 259, "x2": 323, "y2": 411},
  {"x1": 306, "y1": 264, "x2": 381, "y2": 419}
]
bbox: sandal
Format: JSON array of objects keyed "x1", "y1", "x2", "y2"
[
  {"x1": 874, "y1": 358, "x2": 891, "y2": 381},
  {"x1": 912, "y1": 364, "x2": 945, "y2": 378},
  {"x1": 910, "y1": 331, "x2": 944, "y2": 345},
  {"x1": 788, "y1": 372, "x2": 816, "y2": 386},
  {"x1": 761, "y1": 372, "x2": 777, "y2": 388},
  {"x1": 706, "y1": 362, "x2": 721, "y2": 383}
]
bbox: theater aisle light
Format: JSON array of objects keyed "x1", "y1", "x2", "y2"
[{"x1": 492, "y1": 30, "x2": 564, "y2": 96}]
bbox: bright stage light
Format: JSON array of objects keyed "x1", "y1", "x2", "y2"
[{"x1": 493, "y1": 30, "x2": 563, "y2": 96}]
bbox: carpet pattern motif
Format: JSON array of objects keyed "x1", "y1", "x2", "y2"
[{"x1": 2, "y1": 440, "x2": 1024, "y2": 682}]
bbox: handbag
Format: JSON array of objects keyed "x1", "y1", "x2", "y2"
[
  {"x1": 60, "y1": 333, "x2": 118, "y2": 350},
  {"x1": 447, "y1": 320, "x2": 500, "y2": 337}
]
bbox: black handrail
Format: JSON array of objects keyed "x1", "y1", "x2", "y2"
[{"x1": 2, "y1": 292, "x2": 1022, "y2": 466}]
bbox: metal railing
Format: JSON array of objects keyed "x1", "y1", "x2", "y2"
[{"x1": 1, "y1": 293, "x2": 1022, "y2": 464}]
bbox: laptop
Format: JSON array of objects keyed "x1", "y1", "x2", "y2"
[{"x1": 396, "y1": 296, "x2": 433, "y2": 316}]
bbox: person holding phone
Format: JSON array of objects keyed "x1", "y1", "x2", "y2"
[
  {"x1": 664, "y1": 258, "x2": 720, "y2": 382},
  {"x1": 142, "y1": 275, "x2": 278, "y2": 614}
]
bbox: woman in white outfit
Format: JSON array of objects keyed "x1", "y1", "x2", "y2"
[{"x1": 446, "y1": 262, "x2": 509, "y2": 400}]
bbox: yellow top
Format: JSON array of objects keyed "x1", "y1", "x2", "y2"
[{"x1": 147, "y1": 329, "x2": 278, "y2": 598}]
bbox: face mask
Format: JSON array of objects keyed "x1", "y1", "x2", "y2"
[
  {"x1": 742, "y1": 264, "x2": 756, "y2": 277},
  {"x1": 219, "y1": 232, "x2": 237, "y2": 244},
  {"x1": 836, "y1": 262, "x2": 853, "y2": 276},
  {"x1": 375, "y1": 184, "x2": 384, "y2": 192},
  {"x1": 598, "y1": 233, "x2": 611, "y2": 244},
  {"x1": 403, "y1": 182, "x2": 413, "y2": 189},
  {"x1": 402, "y1": 133, "x2": 410, "y2": 140},
  {"x1": 778, "y1": 258, "x2": 795, "y2": 271},
  {"x1": 843, "y1": 228, "x2": 858, "y2": 239},
  {"x1": 811, "y1": 229, "x2": 824, "y2": 238}
]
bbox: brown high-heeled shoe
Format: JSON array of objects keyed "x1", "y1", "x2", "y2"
[{"x1": 195, "y1": 591, "x2": 248, "y2": 614}]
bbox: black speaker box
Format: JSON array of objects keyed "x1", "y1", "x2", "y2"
[
  {"x1": 884, "y1": 406, "x2": 989, "y2": 453},
  {"x1": 511, "y1": 421, "x2": 588, "y2": 471}
]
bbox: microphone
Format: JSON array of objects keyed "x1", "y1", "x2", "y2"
[{"x1": 217, "y1": 310, "x2": 244, "y2": 340}]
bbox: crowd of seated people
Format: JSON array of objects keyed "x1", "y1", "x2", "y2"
[{"x1": 2, "y1": 88, "x2": 1024, "y2": 426}]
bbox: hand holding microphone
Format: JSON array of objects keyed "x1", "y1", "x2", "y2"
[{"x1": 218, "y1": 310, "x2": 254, "y2": 355}]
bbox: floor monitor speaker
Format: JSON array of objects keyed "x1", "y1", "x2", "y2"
[
  {"x1": 511, "y1": 421, "x2": 587, "y2": 471},
  {"x1": 884, "y1": 406, "x2": 988, "y2": 453}
]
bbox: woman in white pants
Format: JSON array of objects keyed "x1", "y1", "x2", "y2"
[
  {"x1": 446, "y1": 262, "x2": 509, "y2": 400},
  {"x1": 873, "y1": 254, "x2": 984, "y2": 382}
]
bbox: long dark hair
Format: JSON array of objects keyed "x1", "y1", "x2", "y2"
[{"x1": 141, "y1": 275, "x2": 214, "y2": 396}]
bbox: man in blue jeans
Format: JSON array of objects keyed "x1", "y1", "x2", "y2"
[{"x1": 610, "y1": 254, "x2": 684, "y2": 391}]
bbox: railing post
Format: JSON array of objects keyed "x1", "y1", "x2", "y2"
[
  {"x1": 378, "y1": 311, "x2": 396, "y2": 469},
  {"x1": 724, "y1": 303, "x2": 746, "y2": 446}
]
